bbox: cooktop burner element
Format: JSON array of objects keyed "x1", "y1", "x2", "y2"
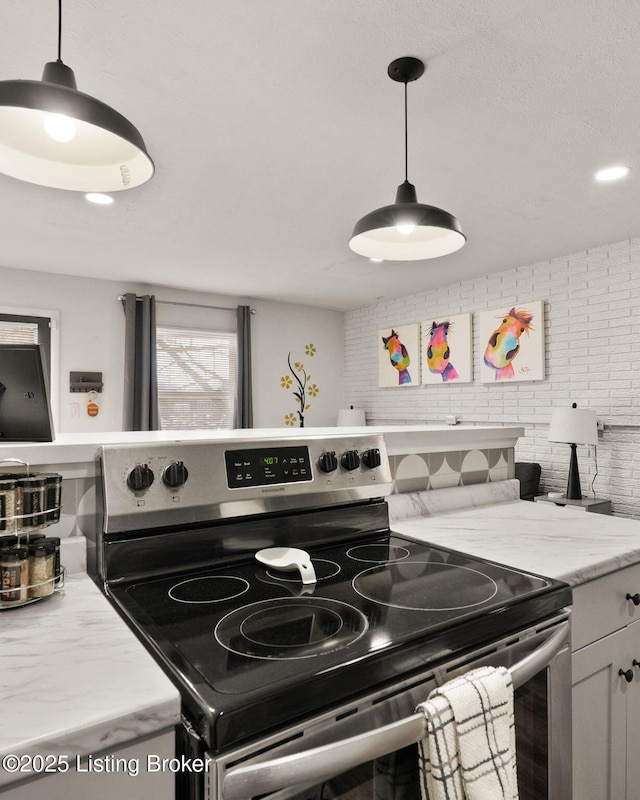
[
  {"x1": 168, "y1": 576, "x2": 250, "y2": 604},
  {"x1": 353, "y1": 562, "x2": 499, "y2": 611},
  {"x1": 215, "y1": 597, "x2": 368, "y2": 660},
  {"x1": 346, "y1": 544, "x2": 410, "y2": 562},
  {"x1": 113, "y1": 531, "x2": 564, "y2": 707}
]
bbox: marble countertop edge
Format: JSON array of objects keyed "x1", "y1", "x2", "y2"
[{"x1": 0, "y1": 701, "x2": 180, "y2": 788}]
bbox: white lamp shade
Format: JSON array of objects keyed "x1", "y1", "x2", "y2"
[
  {"x1": 337, "y1": 408, "x2": 366, "y2": 427},
  {"x1": 548, "y1": 407, "x2": 598, "y2": 445}
]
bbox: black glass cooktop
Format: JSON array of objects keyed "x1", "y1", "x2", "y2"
[{"x1": 109, "y1": 532, "x2": 570, "y2": 750}]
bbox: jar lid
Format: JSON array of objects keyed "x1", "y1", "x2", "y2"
[
  {"x1": 41, "y1": 536, "x2": 60, "y2": 546},
  {"x1": 0, "y1": 534, "x2": 18, "y2": 547},
  {"x1": 29, "y1": 541, "x2": 56, "y2": 556},
  {"x1": 39, "y1": 473, "x2": 62, "y2": 483},
  {"x1": 17, "y1": 476, "x2": 45, "y2": 487},
  {"x1": 0, "y1": 545, "x2": 28, "y2": 560},
  {"x1": 0, "y1": 478, "x2": 17, "y2": 488}
]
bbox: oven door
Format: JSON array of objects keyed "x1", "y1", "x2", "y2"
[{"x1": 210, "y1": 615, "x2": 571, "y2": 800}]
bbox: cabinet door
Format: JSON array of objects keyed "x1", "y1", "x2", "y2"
[
  {"x1": 572, "y1": 563, "x2": 640, "y2": 651},
  {"x1": 625, "y1": 619, "x2": 640, "y2": 800},
  {"x1": 572, "y1": 629, "x2": 627, "y2": 800}
]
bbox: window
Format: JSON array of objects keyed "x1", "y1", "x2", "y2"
[
  {"x1": 0, "y1": 313, "x2": 52, "y2": 385},
  {"x1": 156, "y1": 325, "x2": 237, "y2": 430}
]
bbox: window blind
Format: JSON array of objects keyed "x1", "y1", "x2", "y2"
[
  {"x1": 156, "y1": 325, "x2": 237, "y2": 430},
  {"x1": 0, "y1": 320, "x2": 39, "y2": 343}
]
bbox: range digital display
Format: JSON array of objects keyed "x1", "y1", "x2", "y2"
[{"x1": 225, "y1": 446, "x2": 312, "y2": 488}]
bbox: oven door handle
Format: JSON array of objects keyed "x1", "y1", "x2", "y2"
[{"x1": 221, "y1": 622, "x2": 569, "y2": 800}]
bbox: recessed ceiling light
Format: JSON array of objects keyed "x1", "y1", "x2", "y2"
[
  {"x1": 85, "y1": 192, "x2": 114, "y2": 205},
  {"x1": 595, "y1": 165, "x2": 630, "y2": 182},
  {"x1": 370, "y1": 257, "x2": 384, "y2": 263}
]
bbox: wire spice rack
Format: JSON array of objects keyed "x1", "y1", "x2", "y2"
[{"x1": 0, "y1": 459, "x2": 65, "y2": 609}]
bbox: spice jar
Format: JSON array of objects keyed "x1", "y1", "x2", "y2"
[
  {"x1": 17, "y1": 476, "x2": 46, "y2": 531},
  {"x1": 40, "y1": 473, "x2": 62, "y2": 525},
  {"x1": 41, "y1": 537, "x2": 61, "y2": 585},
  {"x1": 1, "y1": 545, "x2": 29, "y2": 606},
  {"x1": 28, "y1": 541, "x2": 55, "y2": 598},
  {"x1": 0, "y1": 478, "x2": 17, "y2": 533}
]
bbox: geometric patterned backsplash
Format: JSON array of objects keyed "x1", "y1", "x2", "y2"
[{"x1": 390, "y1": 447, "x2": 514, "y2": 494}]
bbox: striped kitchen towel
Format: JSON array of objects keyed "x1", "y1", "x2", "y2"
[{"x1": 415, "y1": 665, "x2": 518, "y2": 800}]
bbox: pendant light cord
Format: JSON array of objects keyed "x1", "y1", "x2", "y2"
[
  {"x1": 57, "y1": 0, "x2": 63, "y2": 62},
  {"x1": 404, "y1": 82, "x2": 409, "y2": 182}
]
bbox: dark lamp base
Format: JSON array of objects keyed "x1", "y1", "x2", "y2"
[{"x1": 566, "y1": 442, "x2": 582, "y2": 500}]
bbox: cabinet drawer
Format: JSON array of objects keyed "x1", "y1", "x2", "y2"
[{"x1": 572, "y1": 563, "x2": 640, "y2": 651}]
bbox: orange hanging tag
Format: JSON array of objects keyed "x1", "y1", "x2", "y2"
[{"x1": 87, "y1": 391, "x2": 100, "y2": 417}]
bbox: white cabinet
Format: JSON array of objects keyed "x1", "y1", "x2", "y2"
[
  {"x1": 2, "y1": 731, "x2": 175, "y2": 800},
  {"x1": 571, "y1": 564, "x2": 640, "y2": 800}
]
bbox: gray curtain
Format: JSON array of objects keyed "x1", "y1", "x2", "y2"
[
  {"x1": 122, "y1": 293, "x2": 160, "y2": 431},
  {"x1": 235, "y1": 305, "x2": 253, "y2": 428}
]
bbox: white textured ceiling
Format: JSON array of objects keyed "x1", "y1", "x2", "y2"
[{"x1": 1, "y1": 0, "x2": 639, "y2": 311}]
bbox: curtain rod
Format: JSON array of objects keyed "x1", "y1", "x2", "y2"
[{"x1": 117, "y1": 295, "x2": 256, "y2": 314}]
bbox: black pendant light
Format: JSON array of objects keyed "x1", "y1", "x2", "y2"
[
  {"x1": 0, "y1": 0, "x2": 154, "y2": 192},
  {"x1": 349, "y1": 57, "x2": 465, "y2": 261}
]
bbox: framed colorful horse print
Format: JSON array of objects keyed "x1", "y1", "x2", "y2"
[
  {"x1": 421, "y1": 313, "x2": 472, "y2": 385},
  {"x1": 479, "y1": 300, "x2": 545, "y2": 383},
  {"x1": 378, "y1": 324, "x2": 420, "y2": 387}
]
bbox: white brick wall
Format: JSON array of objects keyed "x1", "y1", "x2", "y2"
[{"x1": 343, "y1": 237, "x2": 640, "y2": 518}]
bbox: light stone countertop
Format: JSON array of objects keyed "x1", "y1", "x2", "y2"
[
  {"x1": 390, "y1": 494, "x2": 640, "y2": 586},
  {"x1": 0, "y1": 573, "x2": 181, "y2": 789}
]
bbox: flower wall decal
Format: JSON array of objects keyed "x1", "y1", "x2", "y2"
[{"x1": 280, "y1": 344, "x2": 319, "y2": 427}]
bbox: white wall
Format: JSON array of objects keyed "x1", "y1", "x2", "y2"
[
  {"x1": 0, "y1": 265, "x2": 344, "y2": 433},
  {"x1": 251, "y1": 301, "x2": 344, "y2": 428},
  {"x1": 343, "y1": 237, "x2": 640, "y2": 518}
]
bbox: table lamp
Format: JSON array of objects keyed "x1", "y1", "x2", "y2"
[
  {"x1": 548, "y1": 403, "x2": 598, "y2": 500},
  {"x1": 337, "y1": 406, "x2": 366, "y2": 427}
]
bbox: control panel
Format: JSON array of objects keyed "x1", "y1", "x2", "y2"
[
  {"x1": 101, "y1": 434, "x2": 393, "y2": 533},
  {"x1": 225, "y1": 446, "x2": 312, "y2": 488}
]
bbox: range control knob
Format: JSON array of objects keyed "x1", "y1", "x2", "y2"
[
  {"x1": 163, "y1": 461, "x2": 189, "y2": 488},
  {"x1": 341, "y1": 449, "x2": 360, "y2": 471},
  {"x1": 318, "y1": 451, "x2": 338, "y2": 473},
  {"x1": 361, "y1": 448, "x2": 381, "y2": 469},
  {"x1": 126, "y1": 464, "x2": 155, "y2": 492}
]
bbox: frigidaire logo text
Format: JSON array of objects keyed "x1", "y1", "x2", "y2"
[{"x1": 262, "y1": 487, "x2": 286, "y2": 494}]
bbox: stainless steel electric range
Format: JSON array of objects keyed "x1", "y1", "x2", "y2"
[{"x1": 93, "y1": 433, "x2": 572, "y2": 800}]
